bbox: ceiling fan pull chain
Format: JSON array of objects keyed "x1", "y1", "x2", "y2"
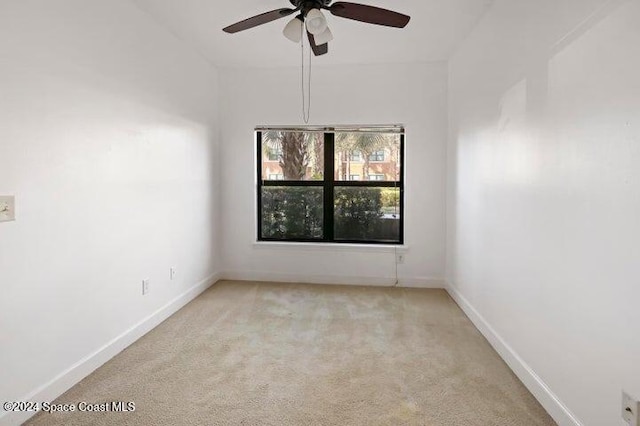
[{"x1": 301, "y1": 25, "x2": 311, "y2": 124}]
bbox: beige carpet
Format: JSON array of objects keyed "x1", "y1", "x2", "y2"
[{"x1": 25, "y1": 281, "x2": 556, "y2": 426}]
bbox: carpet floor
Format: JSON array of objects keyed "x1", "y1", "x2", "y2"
[{"x1": 25, "y1": 281, "x2": 556, "y2": 425}]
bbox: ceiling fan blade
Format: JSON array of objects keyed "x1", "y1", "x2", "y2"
[
  {"x1": 328, "y1": 2, "x2": 410, "y2": 28},
  {"x1": 307, "y1": 31, "x2": 328, "y2": 56},
  {"x1": 223, "y1": 8, "x2": 297, "y2": 33}
]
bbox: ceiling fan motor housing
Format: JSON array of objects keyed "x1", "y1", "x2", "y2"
[{"x1": 290, "y1": 0, "x2": 332, "y2": 13}]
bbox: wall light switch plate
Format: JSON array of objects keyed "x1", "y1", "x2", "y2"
[
  {"x1": 0, "y1": 196, "x2": 15, "y2": 222},
  {"x1": 623, "y1": 391, "x2": 639, "y2": 426}
]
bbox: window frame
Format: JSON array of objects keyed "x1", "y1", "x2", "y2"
[{"x1": 256, "y1": 130, "x2": 404, "y2": 245}]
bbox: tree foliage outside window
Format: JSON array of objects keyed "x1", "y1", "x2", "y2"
[
  {"x1": 262, "y1": 187, "x2": 324, "y2": 239},
  {"x1": 258, "y1": 129, "x2": 404, "y2": 244}
]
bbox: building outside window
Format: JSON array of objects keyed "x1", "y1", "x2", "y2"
[{"x1": 257, "y1": 128, "x2": 404, "y2": 244}]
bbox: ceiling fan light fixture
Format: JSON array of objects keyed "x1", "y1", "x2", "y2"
[
  {"x1": 283, "y1": 17, "x2": 303, "y2": 42},
  {"x1": 314, "y1": 27, "x2": 334, "y2": 45},
  {"x1": 305, "y1": 8, "x2": 327, "y2": 35}
]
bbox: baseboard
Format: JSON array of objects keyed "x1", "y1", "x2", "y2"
[
  {"x1": 400, "y1": 277, "x2": 445, "y2": 288},
  {"x1": 221, "y1": 270, "x2": 445, "y2": 289},
  {"x1": 445, "y1": 282, "x2": 583, "y2": 426},
  {"x1": 1, "y1": 272, "x2": 222, "y2": 426}
]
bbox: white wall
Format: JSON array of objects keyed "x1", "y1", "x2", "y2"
[
  {"x1": 0, "y1": 1, "x2": 220, "y2": 424},
  {"x1": 447, "y1": 0, "x2": 640, "y2": 424},
  {"x1": 218, "y1": 63, "x2": 448, "y2": 287}
]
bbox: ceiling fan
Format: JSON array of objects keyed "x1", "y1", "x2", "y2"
[{"x1": 222, "y1": 1, "x2": 411, "y2": 56}]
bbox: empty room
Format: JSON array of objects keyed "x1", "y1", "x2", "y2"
[{"x1": 1, "y1": 0, "x2": 638, "y2": 425}]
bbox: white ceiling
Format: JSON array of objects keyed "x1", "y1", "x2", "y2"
[{"x1": 131, "y1": 0, "x2": 494, "y2": 68}]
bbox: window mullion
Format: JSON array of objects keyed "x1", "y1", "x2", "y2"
[
  {"x1": 323, "y1": 132, "x2": 335, "y2": 242},
  {"x1": 256, "y1": 131, "x2": 263, "y2": 240},
  {"x1": 399, "y1": 134, "x2": 405, "y2": 245}
]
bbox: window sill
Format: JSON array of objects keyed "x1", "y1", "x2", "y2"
[{"x1": 253, "y1": 241, "x2": 408, "y2": 254}]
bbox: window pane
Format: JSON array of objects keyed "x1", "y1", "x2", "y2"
[
  {"x1": 334, "y1": 187, "x2": 400, "y2": 242},
  {"x1": 261, "y1": 131, "x2": 324, "y2": 181},
  {"x1": 334, "y1": 133, "x2": 400, "y2": 181},
  {"x1": 261, "y1": 187, "x2": 324, "y2": 239}
]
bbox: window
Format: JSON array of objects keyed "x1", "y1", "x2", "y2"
[
  {"x1": 348, "y1": 151, "x2": 362, "y2": 162},
  {"x1": 369, "y1": 151, "x2": 385, "y2": 162},
  {"x1": 266, "y1": 148, "x2": 282, "y2": 162},
  {"x1": 257, "y1": 129, "x2": 404, "y2": 244}
]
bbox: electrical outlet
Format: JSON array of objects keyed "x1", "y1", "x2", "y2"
[
  {"x1": 170, "y1": 267, "x2": 177, "y2": 280},
  {"x1": 0, "y1": 195, "x2": 15, "y2": 222},
  {"x1": 623, "y1": 391, "x2": 639, "y2": 426},
  {"x1": 396, "y1": 254, "x2": 405, "y2": 264},
  {"x1": 142, "y1": 279, "x2": 150, "y2": 295}
]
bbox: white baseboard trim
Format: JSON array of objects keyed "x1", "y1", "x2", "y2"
[
  {"x1": 1, "y1": 272, "x2": 222, "y2": 426},
  {"x1": 445, "y1": 282, "x2": 583, "y2": 426},
  {"x1": 400, "y1": 277, "x2": 445, "y2": 288},
  {"x1": 220, "y1": 270, "x2": 445, "y2": 289}
]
